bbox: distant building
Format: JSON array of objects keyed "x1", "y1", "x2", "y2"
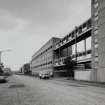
[
  {"x1": 20, "y1": 63, "x2": 31, "y2": 75},
  {"x1": 30, "y1": 37, "x2": 60, "y2": 76},
  {"x1": 23, "y1": 63, "x2": 31, "y2": 74}
]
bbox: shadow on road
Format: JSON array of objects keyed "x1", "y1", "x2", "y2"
[
  {"x1": 9, "y1": 84, "x2": 25, "y2": 88},
  {"x1": 0, "y1": 80, "x2": 8, "y2": 84}
]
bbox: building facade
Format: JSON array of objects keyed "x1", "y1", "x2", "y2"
[
  {"x1": 20, "y1": 63, "x2": 31, "y2": 75},
  {"x1": 30, "y1": 0, "x2": 105, "y2": 82},
  {"x1": 54, "y1": 18, "x2": 92, "y2": 78},
  {"x1": 92, "y1": 0, "x2": 105, "y2": 82},
  {"x1": 31, "y1": 19, "x2": 92, "y2": 78},
  {"x1": 30, "y1": 37, "x2": 60, "y2": 76}
]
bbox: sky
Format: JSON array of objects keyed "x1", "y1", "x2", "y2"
[{"x1": 0, "y1": 0, "x2": 91, "y2": 70}]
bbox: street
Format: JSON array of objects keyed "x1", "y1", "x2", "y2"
[{"x1": 0, "y1": 75, "x2": 105, "y2": 105}]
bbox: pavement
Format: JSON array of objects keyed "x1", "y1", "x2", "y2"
[
  {"x1": 1, "y1": 75, "x2": 105, "y2": 105},
  {"x1": 52, "y1": 77, "x2": 105, "y2": 88}
]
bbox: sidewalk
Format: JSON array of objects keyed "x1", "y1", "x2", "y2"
[{"x1": 53, "y1": 77, "x2": 105, "y2": 88}]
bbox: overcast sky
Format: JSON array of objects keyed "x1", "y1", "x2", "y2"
[{"x1": 0, "y1": 0, "x2": 91, "y2": 70}]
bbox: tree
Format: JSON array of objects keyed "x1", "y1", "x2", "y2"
[{"x1": 64, "y1": 56, "x2": 77, "y2": 77}]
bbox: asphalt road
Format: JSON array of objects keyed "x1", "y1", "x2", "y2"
[{"x1": 1, "y1": 75, "x2": 105, "y2": 105}]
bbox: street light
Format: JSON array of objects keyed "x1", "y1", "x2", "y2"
[{"x1": 0, "y1": 49, "x2": 12, "y2": 64}]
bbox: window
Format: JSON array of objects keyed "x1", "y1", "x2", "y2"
[
  {"x1": 85, "y1": 63, "x2": 92, "y2": 69},
  {"x1": 86, "y1": 37, "x2": 91, "y2": 50},
  {"x1": 72, "y1": 44, "x2": 75, "y2": 54},
  {"x1": 77, "y1": 40, "x2": 85, "y2": 53},
  {"x1": 94, "y1": 11, "x2": 98, "y2": 16},
  {"x1": 94, "y1": 3, "x2": 98, "y2": 8},
  {"x1": 94, "y1": 16, "x2": 98, "y2": 21},
  {"x1": 94, "y1": 43, "x2": 98, "y2": 48},
  {"x1": 72, "y1": 31, "x2": 75, "y2": 38},
  {"x1": 78, "y1": 27, "x2": 82, "y2": 34},
  {"x1": 95, "y1": 51, "x2": 98, "y2": 57},
  {"x1": 95, "y1": 38, "x2": 98, "y2": 43},
  {"x1": 94, "y1": 25, "x2": 98, "y2": 30},
  {"x1": 94, "y1": 29, "x2": 98, "y2": 35},
  {"x1": 68, "y1": 36, "x2": 72, "y2": 41},
  {"x1": 95, "y1": 57, "x2": 98, "y2": 62},
  {"x1": 95, "y1": 0, "x2": 97, "y2": 2}
]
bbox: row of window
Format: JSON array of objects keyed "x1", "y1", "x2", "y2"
[
  {"x1": 31, "y1": 61, "x2": 52, "y2": 69},
  {"x1": 54, "y1": 49, "x2": 91, "y2": 64},
  {"x1": 31, "y1": 55, "x2": 52, "y2": 65},
  {"x1": 32, "y1": 45, "x2": 53, "y2": 61}
]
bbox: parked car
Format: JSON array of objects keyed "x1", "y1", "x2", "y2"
[
  {"x1": 0, "y1": 74, "x2": 8, "y2": 83},
  {"x1": 39, "y1": 71, "x2": 50, "y2": 79},
  {"x1": 3, "y1": 67, "x2": 12, "y2": 76}
]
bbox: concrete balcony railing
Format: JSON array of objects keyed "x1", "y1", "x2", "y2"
[
  {"x1": 77, "y1": 54, "x2": 91, "y2": 62},
  {"x1": 77, "y1": 27, "x2": 91, "y2": 38},
  {"x1": 54, "y1": 19, "x2": 91, "y2": 50}
]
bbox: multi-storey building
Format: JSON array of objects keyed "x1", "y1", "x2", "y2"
[
  {"x1": 92, "y1": 0, "x2": 105, "y2": 82},
  {"x1": 54, "y1": 18, "x2": 92, "y2": 78},
  {"x1": 30, "y1": 0, "x2": 105, "y2": 82},
  {"x1": 31, "y1": 19, "x2": 92, "y2": 78},
  {"x1": 30, "y1": 37, "x2": 60, "y2": 76}
]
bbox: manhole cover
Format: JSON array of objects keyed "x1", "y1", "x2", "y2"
[{"x1": 9, "y1": 84, "x2": 25, "y2": 88}]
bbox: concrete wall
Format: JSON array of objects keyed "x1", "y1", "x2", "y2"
[
  {"x1": 97, "y1": 0, "x2": 105, "y2": 82},
  {"x1": 92, "y1": 0, "x2": 105, "y2": 82},
  {"x1": 74, "y1": 70, "x2": 92, "y2": 81}
]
